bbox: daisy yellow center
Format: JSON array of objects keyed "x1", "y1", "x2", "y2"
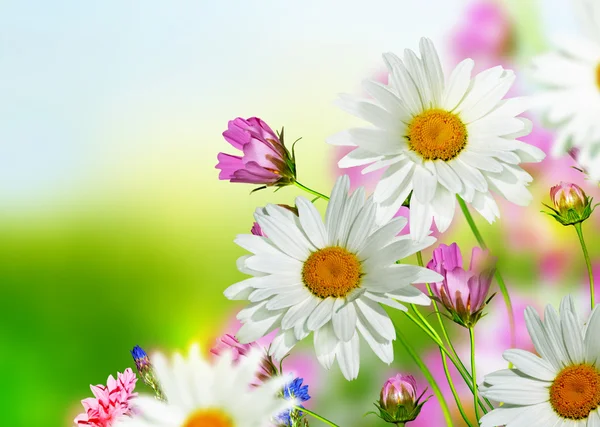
[
  {"x1": 302, "y1": 246, "x2": 361, "y2": 298},
  {"x1": 183, "y1": 409, "x2": 234, "y2": 427},
  {"x1": 407, "y1": 109, "x2": 467, "y2": 161},
  {"x1": 550, "y1": 364, "x2": 600, "y2": 419},
  {"x1": 596, "y1": 64, "x2": 600, "y2": 90}
]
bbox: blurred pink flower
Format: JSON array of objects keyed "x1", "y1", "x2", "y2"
[
  {"x1": 211, "y1": 333, "x2": 256, "y2": 362},
  {"x1": 74, "y1": 368, "x2": 137, "y2": 427},
  {"x1": 451, "y1": 0, "x2": 512, "y2": 66},
  {"x1": 212, "y1": 316, "x2": 321, "y2": 396},
  {"x1": 216, "y1": 117, "x2": 296, "y2": 187},
  {"x1": 427, "y1": 243, "x2": 496, "y2": 328}
]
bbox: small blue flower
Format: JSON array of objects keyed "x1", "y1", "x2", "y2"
[
  {"x1": 277, "y1": 377, "x2": 311, "y2": 426},
  {"x1": 130, "y1": 345, "x2": 150, "y2": 372}
]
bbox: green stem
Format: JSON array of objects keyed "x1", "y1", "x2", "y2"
[
  {"x1": 396, "y1": 328, "x2": 454, "y2": 427},
  {"x1": 469, "y1": 327, "x2": 480, "y2": 422},
  {"x1": 416, "y1": 251, "x2": 490, "y2": 415},
  {"x1": 294, "y1": 181, "x2": 329, "y2": 201},
  {"x1": 441, "y1": 348, "x2": 475, "y2": 427},
  {"x1": 574, "y1": 222, "x2": 595, "y2": 310},
  {"x1": 457, "y1": 196, "x2": 516, "y2": 349},
  {"x1": 295, "y1": 406, "x2": 340, "y2": 427}
]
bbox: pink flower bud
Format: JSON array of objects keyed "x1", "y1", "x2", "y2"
[
  {"x1": 550, "y1": 182, "x2": 587, "y2": 215},
  {"x1": 216, "y1": 117, "x2": 296, "y2": 187},
  {"x1": 380, "y1": 374, "x2": 418, "y2": 413},
  {"x1": 427, "y1": 243, "x2": 496, "y2": 328}
]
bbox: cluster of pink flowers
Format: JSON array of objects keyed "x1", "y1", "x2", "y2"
[{"x1": 74, "y1": 368, "x2": 137, "y2": 427}]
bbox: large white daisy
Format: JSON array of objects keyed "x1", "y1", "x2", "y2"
[
  {"x1": 224, "y1": 175, "x2": 441, "y2": 380},
  {"x1": 328, "y1": 37, "x2": 545, "y2": 241},
  {"x1": 480, "y1": 296, "x2": 600, "y2": 427},
  {"x1": 114, "y1": 345, "x2": 291, "y2": 427},
  {"x1": 532, "y1": 0, "x2": 600, "y2": 179}
]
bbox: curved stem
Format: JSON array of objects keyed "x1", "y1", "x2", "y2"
[
  {"x1": 457, "y1": 196, "x2": 516, "y2": 349},
  {"x1": 469, "y1": 327, "x2": 480, "y2": 422},
  {"x1": 295, "y1": 406, "x2": 339, "y2": 427},
  {"x1": 574, "y1": 222, "x2": 595, "y2": 310},
  {"x1": 441, "y1": 348, "x2": 475, "y2": 427},
  {"x1": 395, "y1": 328, "x2": 454, "y2": 427},
  {"x1": 293, "y1": 181, "x2": 329, "y2": 201}
]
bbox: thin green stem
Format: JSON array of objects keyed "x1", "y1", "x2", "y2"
[
  {"x1": 441, "y1": 348, "x2": 475, "y2": 427},
  {"x1": 295, "y1": 406, "x2": 339, "y2": 427},
  {"x1": 469, "y1": 327, "x2": 480, "y2": 422},
  {"x1": 396, "y1": 328, "x2": 454, "y2": 427},
  {"x1": 457, "y1": 196, "x2": 516, "y2": 349},
  {"x1": 293, "y1": 181, "x2": 329, "y2": 201},
  {"x1": 574, "y1": 222, "x2": 595, "y2": 310},
  {"x1": 402, "y1": 310, "x2": 491, "y2": 413},
  {"x1": 417, "y1": 251, "x2": 489, "y2": 415}
]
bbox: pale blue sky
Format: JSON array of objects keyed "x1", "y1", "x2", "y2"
[{"x1": 0, "y1": 0, "x2": 573, "y2": 208}]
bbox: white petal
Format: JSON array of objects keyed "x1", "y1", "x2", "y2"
[
  {"x1": 280, "y1": 296, "x2": 319, "y2": 330},
  {"x1": 357, "y1": 318, "x2": 394, "y2": 363},
  {"x1": 325, "y1": 175, "x2": 350, "y2": 243},
  {"x1": 479, "y1": 405, "x2": 527, "y2": 427},
  {"x1": 412, "y1": 165, "x2": 438, "y2": 203},
  {"x1": 270, "y1": 329, "x2": 299, "y2": 362},
  {"x1": 346, "y1": 200, "x2": 377, "y2": 252},
  {"x1": 524, "y1": 307, "x2": 562, "y2": 370},
  {"x1": 334, "y1": 93, "x2": 400, "y2": 130},
  {"x1": 502, "y1": 349, "x2": 557, "y2": 381},
  {"x1": 362, "y1": 79, "x2": 411, "y2": 121},
  {"x1": 442, "y1": 58, "x2": 474, "y2": 111},
  {"x1": 585, "y1": 306, "x2": 600, "y2": 366},
  {"x1": 332, "y1": 300, "x2": 358, "y2": 342},
  {"x1": 561, "y1": 308, "x2": 585, "y2": 364},
  {"x1": 409, "y1": 198, "x2": 434, "y2": 242},
  {"x1": 430, "y1": 185, "x2": 456, "y2": 232},
  {"x1": 296, "y1": 196, "x2": 327, "y2": 249},
  {"x1": 237, "y1": 313, "x2": 283, "y2": 344},
  {"x1": 307, "y1": 298, "x2": 336, "y2": 331},
  {"x1": 338, "y1": 147, "x2": 383, "y2": 168},
  {"x1": 482, "y1": 379, "x2": 550, "y2": 405},
  {"x1": 257, "y1": 214, "x2": 313, "y2": 260},
  {"x1": 336, "y1": 331, "x2": 360, "y2": 380},
  {"x1": 354, "y1": 298, "x2": 395, "y2": 340},
  {"x1": 420, "y1": 37, "x2": 444, "y2": 106},
  {"x1": 314, "y1": 322, "x2": 338, "y2": 369},
  {"x1": 434, "y1": 160, "x2": 463, "y2": 194}
]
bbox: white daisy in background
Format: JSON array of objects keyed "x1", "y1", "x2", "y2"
[
  {"x1": 532, "y1": 0, "x2": 600, "y2": 180},
  {"x1": 479, "y1": 296, "x2": 600, "y2": 427},
  {"x1": 329, "y1": 37, "x2": 545, "y2": 241},
  {"x1": 114, "y1": 344, "x2": 291, "y2": 427},
  {"x1": 224, "y1": 175, "x2": 441, "y2": 380}
]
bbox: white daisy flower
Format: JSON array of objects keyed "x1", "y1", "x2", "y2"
[
  {"x1": 480, "y1": 296, "x2": 600, "y2": 427},
  {"x1": 114, "y1": 344, "x2": 291, "y2": 427},
  {"x1": 328, "y1": 37, "x2": 545, "y2": 241},
  {"x1": 532, "y1": 0, "x2": 600, "y2": 180},
  {"x1": 224, "y1": 175, "x2": 441, "y2": 380}
]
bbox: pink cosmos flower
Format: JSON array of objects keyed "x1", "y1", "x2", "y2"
[
  {"x1": 427, "y1": 243, "x2": 496, "y2": 328},
  {"x1": 74, "y1": 368, "x2": 137, "y2": 427},
  {"x1": 211, "y1": 333, "x2": 256, "y2": 362},
  {"x1": 550, "y1": 182, "x2": 588, "y2": 215},
  {"x1": 216, "y1": 117, "x2": 296, "y2": 187},
  {"x1": 380, "y1": 374, "x2": 419, "y2": 412}
]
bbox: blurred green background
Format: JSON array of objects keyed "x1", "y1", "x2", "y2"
[{"x1": 2, "y1": 1, "x2": 599, "y2": 426}]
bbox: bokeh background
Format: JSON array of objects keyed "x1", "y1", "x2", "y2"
[{"x1": 2, "y1": 0, "x2": 599, "y2": 425}]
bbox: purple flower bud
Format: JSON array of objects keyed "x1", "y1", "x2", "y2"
[
  {"x1": 216, "y1": 117, "x2": 296, "y2": 187},
  {"x1": 427, "y1": 243, "x2": 496, "y2": 328}
]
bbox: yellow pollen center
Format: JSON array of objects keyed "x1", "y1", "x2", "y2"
[
  {"x1": 407, "y1": 109, "x2": 467, "y2": 161},
  {"x1": 550, "y1": 364, "x2": 600, "y2": 419},
  {"x1": 302, "y1": 246, "x2": 361, "y2": 298},
  {"x1": 183, "y1": 409, "x2": 234, "y2": 427},
  {"x1": 596, "y1": 64, "x2": 600, "y2": 90}
]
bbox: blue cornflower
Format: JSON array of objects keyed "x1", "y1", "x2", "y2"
[
  {"x1": 130, "y1": 345, "x2": 150, "y2": 372},
  {"x1": 277, "y1": 377, "x2": 311, "y2": 426}
]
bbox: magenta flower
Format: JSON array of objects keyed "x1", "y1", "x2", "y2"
[
  {"x1": 74, "y1": 368, "x2": 137, "y2": 427},
  {"x1": 427, "y1": 243, "x2": 496, "y2": 328},
  {"x1": 216, "y1": 117, "x2": 296, "y2": 189}
]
